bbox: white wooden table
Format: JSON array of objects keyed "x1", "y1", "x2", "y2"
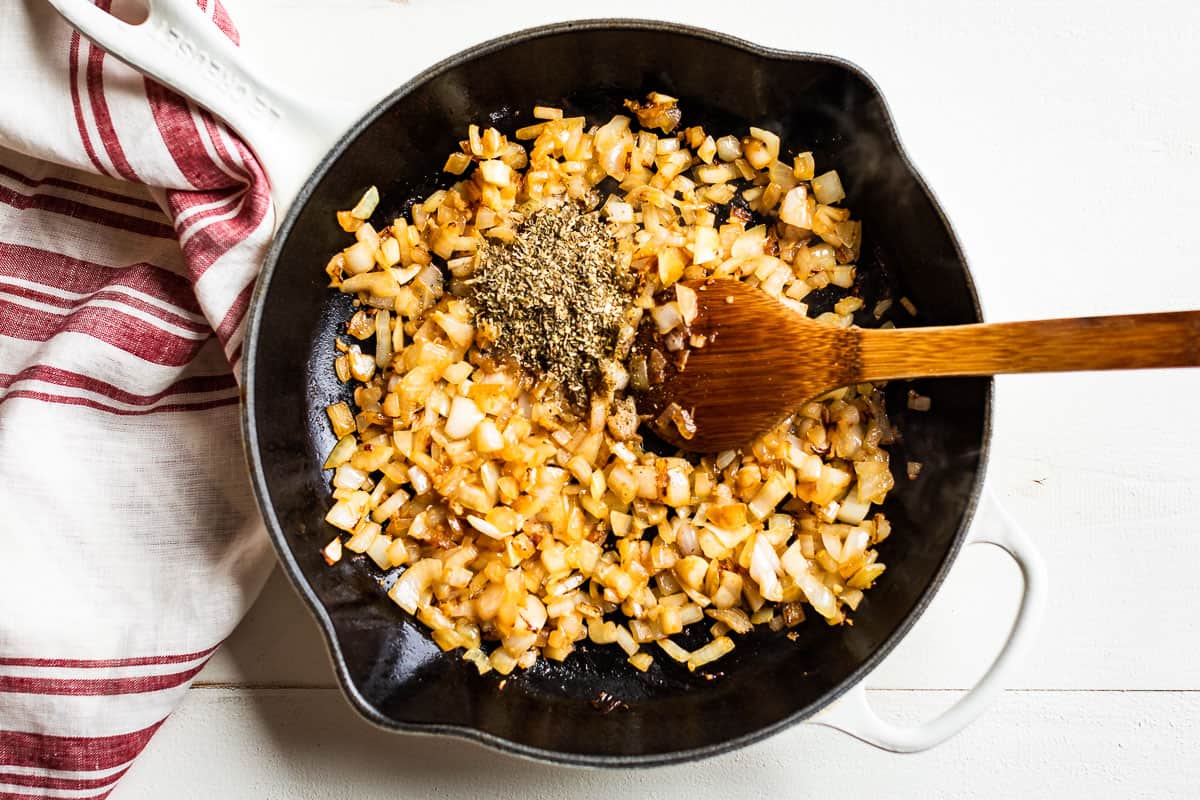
[{"x1": 118, "y1": 0, "x2": 1200, "y2": 795}]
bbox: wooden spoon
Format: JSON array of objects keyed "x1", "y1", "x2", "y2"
[{"x1": 642, "y1": 278, "x2": 1200, "y2": 452}]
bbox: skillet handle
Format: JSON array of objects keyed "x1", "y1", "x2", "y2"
[
  {"x1": 810, "y1": 491, "x2": 1047, "y2": 752},
  {"x1": 43, "y1": 0, "x2": 352, "y2": 213}
]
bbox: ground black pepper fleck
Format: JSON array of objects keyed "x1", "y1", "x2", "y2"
[{"x1": 469, "y1": 204, "x2": 631, "y2": 404}]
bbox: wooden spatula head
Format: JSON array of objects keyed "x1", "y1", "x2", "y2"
[{"x1": 640, "y1": 279, "x2": 857, "y2": 451}]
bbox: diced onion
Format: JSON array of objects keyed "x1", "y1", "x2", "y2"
[
  {"x1": 675, "y1": 284, "x2": 698, "y2": 325},
  {"x1": 322, "y1": 537, "x2": 343, "y2": 565},
  {"x1": 836, "y1": 492, "x2": 872, "y2": 525},
  {"x1": 345, "y1": 521, "x2": 380, "y2": 553},
  {"x1": 749, "y1": 471, "x2": 791, "y2": 521},
  {"x1": 348, "y1": 186, "x2": 379, "y2": 220},
  {"x1": 779, "y1": 186, "x2": 811, "y2": 229},
  {"x1": 748, "y1": 534, "x2": 784, "y2": 602},
  {"x1": 694, "y1": 162, "x2": 739, "y2": 184},
  {"x1": 332, "y1": 464, "x2": 367, "y2": 491},
  {"x1": 748, "y1": 127, "x2": 780, "y2": 161},
  {"x1": 692, "y1": 227, "x2": 720, "y2": 264},
  {"x1": 322, "y1": 434, "x2": 357, "y2": 469},
  {"x1": 715, "y1": 135, "x2": 742, "y2": 162},
  {"x1": 479, "y1": 160, "x2": 511, "y2": 186},
  {"x1": 812, "y1": 170, "x2": 846, "y2": 205},
  {"x1": 793, "y1": 152, "x2": 815, "y2": 180},
  {"x1": 325, "y1": 491, "x2": 369, "y2": 532},
  {"x1": 628, "y1": 652, "x2": 654, "y2": 672},
  {"x1": 907, "y1": 390, "x2": 932, "y2": 411},
  {"x1": 444, "y1": 152, "x2": 472, "y2": 175},
  {"x1": 314, "y1": 93, "x2": 895, "y2": 678},
  {"x1": 614, "y1": 625, "x2": 638, "y2": 656},
  {"x1": 604, "y1": 198, "x2": 635, "y2": 223},
  {"x1": 687, "y1": 636, "x2": 734, "y2": 670},
  {"x1": 731, "y1": 225, "x2": 767, "y2": 258},
  {"x1": 343, "y1": 240, "x2": 376, "y2": 275},
  {"x1": 595, "y1": 115, "x2": 632, "y2": 179},
  {"x1": 326, "y1": 403, "x2": 356, "y2": 438},
  {"x1": 651, "y1": 301, "x2": 684, "y2": 334},
  {"x1": 432, "y1": 311, "x2": 474, "y2": 348},
  {"x1": 466, "y1": 514, "x2": 505, "y2": 539},
  {"x1": 348, "y1": 348, "x2": 376, "y2": 382},
  {"x1": 656, "y1": 638, "x2": 691, "y2": 663},
  {"x1": 388, "y1": 559, "x2": 444, "y2": 614},
  {"x1": 445, "y1": 396, "x2": 485, "y2": 439}
]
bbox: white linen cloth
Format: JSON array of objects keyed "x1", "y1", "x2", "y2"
[{"x1": 0, "y1": 1, "x2": 276, "y2": 796}]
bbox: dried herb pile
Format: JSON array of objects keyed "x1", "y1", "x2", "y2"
[{"x1": 469, "y1": 204, "x2": 630, "y2": 402}]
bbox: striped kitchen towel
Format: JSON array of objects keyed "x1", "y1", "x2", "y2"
[{"x1": 0, "y1": 1, "x2": 277, "y2": 796}]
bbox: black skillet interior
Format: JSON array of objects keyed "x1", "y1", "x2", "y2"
[{"x1": 244, "y1": 21, "x2": 990, "y2": 766}]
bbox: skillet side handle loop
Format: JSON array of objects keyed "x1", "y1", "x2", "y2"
[
  {"x1": 44, "y1": 0, "x2": 347, "y2": 212},
  {"x1": 812, "y1": 491, "x2": 1046, "y2": 752}
]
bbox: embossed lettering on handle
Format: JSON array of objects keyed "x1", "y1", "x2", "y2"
[
  {"x1": 157, "y1": 22, "x2": 282, "y2": 125},
  {"x1": 47, "y1": 0, "x2": 358, "y2": 215}
]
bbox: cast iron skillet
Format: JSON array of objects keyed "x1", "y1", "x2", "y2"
[
  {"x1": 245, "y1": 23, "x2": 990, "y2": 765},
  {"x1": 49, "y1": 7, "x2": 1002, "y2": 765}
]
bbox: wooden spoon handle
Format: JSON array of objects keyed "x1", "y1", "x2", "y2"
[{"x1": 854, "y1": 310, "x2": 1200, "y2": 382}]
